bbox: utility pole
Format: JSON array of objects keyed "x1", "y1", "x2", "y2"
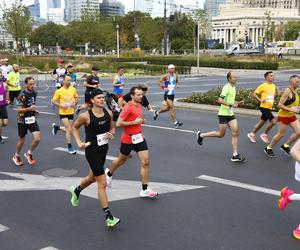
[
  {"x1": 163, "y1": 0, "x2": 167, "y2": 55},
  {"x1": 197, "y1": 21, "x2": 200, "y2": 74}
]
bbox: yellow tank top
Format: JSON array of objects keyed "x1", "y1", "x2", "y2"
[{"x1": 278, "y1": 88, "x2": 299, "y2": 117}]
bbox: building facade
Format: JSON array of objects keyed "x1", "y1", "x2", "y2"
[
  {"x1": 65, "y1": 0, "x2": 99, "y2": 22},
  {"x1": 211, "y1": 0, "x2": 300, "y2": 46},
  {"x1": 100, "y1": 0, "x2": 125, "y2": 17}
]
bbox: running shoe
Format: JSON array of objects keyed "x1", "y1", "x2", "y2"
[
  {"x1": 260, "y1": 133, "x2": 270, "y2": 143},
  {"x1": 280, "y1": 144, "x2": 290, "y2": 156},
  {"x1": 231, "y1": 154, "x2": 246, "y2": 162},
  {"x1": 70, "y1": 186, "x2": 79, "y2": 207},
  {"x1": 196, "y1": 131, "x2": 203, "y2": 145},
  {"x1": 278, "y1": 186, "x2": 294, "y2": 210},
  {"x1": 293, "y1": 225, "x2": 300, "y2": 240},
  {"x1": 12, "y1": 155, "x2": 23, "y2": 166},
  {"x1": 174, "y1": 121, "x2": 183, "y2": 129},
  {"x1": 68, "y1": 145, "x2": 76, "y2": 155},
  {"x1": 0, "y1": 138, "x2": 4, "y2": 144},
  {"x1": 139, "y1": 187, "x2": 158, "y2": 198},
  {"x1": 153, "y1": 110, "x2": 159, "y2": 120},
  {"x1": 106, "y1": 215, "x2": 120, "y2": 227},
  {"x1": 264, "y1": 147, "x2": 276, "y2": 158},
  {"x1": 105, "y1": 168, "x2": 112, "y2": 188},
  {"x1": 51, "y1": 123, "x2": 59, "y2": 135},
  {"x1": 24, "y1": 152, "x2": 36, "y2": 166},
  {"x1": 247, "y1": 132, "x2": 257, "y2": 143}
]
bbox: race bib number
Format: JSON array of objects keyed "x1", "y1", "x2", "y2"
[
  {"x1": 0, "y1": 95, "x2": 3, "y2": 101},
  {"x1": 132, "y1": 133, "x2": 144, "y2": 144},
  {"x1": 96, "y1": 133, "x2": 108, "y2": 146},
  {"x1": 167, "y1": 84, "x2": 175, "y2": 95},
  {"x1": 295, "y1": 161, "x2": 300, "y2": 182},
  {"x1": 25, "y1": 116, "x2": 36, "y2": 124},
  {"x1": 266, "y1": 95, "x2": 274, "y2": 103}
]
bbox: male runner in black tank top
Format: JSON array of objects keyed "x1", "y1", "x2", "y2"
[{"x1": 71, "y1": 88, "x2": 120, "y2": 227}]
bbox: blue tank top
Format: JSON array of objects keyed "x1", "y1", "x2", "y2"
[{"x1": 113, "y1": 75, "x2": 125, "y2": 95}]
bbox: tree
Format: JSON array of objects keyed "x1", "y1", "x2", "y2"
[
  {"x1": 264, "y1": 11, "x2": 275, "y2": 42},
  {"x1": 284, "y1": 21, "x2": 300, "y2": 41},
  {"x1": 1, "y1": 1, "x2": 33, "y2": 52}
]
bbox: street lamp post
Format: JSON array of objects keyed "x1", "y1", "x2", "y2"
[{"x1": 116, "y1": 25, "x2": 120, "y2": 58}]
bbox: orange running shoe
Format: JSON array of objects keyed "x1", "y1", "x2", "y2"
[
  {"x1": 24, "y1": 152, "x2": 36, "y2": 166},
  {"x1": 12, "y1": 155, "x2": 23, "y2": 166},
  {"x1": 293, "y1": 225, "x2": 300, "y2": 240}
]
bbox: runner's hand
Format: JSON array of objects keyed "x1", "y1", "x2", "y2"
[
  {"x1": 78, "y1": 141, "x2": 90, "y2": 149},
  {"x1": 134, "y1": 117, "x2": 144, "y2": 125},
  {"x1": 260, "y1": 98, "x2": 266, "y2": 103},
  {"x1": 106, "y1": 132, "x2": 114, "y2": 140},
  {"x1": 30, "y1": 105, "x2": 37, "y2": 112},
  {"x1": 61, "y1": 103, "x2": 69, "y2": 109}
]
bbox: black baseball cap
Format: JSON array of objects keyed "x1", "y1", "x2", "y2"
[
  {"x1": 90, "y1": 89, "x2": 103, "y2": 99},
  {"x1": 92, "y1": 66, "x2": 100, "y2": 71}
]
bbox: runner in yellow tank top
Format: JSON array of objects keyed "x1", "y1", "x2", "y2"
[{"x1": 264, "y1": 75, "x2": 300, "y2": 157}]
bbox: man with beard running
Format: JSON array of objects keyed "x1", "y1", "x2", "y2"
[{"x1": 70, "y1": 88, "x2": 120, "y2": 227}]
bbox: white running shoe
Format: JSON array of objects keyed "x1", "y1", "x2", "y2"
[
  {"x1": 139, "y1": 187, "x2": 158, "y2": 198},
  {"x1": 105, "y1": 168, "x2": 112, "y2": 188}
]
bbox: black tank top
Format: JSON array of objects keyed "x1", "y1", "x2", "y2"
[
  {"x1": 85, "y1": 108, "x2": 110, "y2": 151},
  {"x1": 284, "y1": 87, "x2": 296, "y2": 106}
]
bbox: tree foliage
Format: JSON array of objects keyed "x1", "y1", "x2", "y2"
[{"x1": 284, "y1": 21, "x2": 300, "y2": 41}]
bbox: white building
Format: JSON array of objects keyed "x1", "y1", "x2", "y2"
[
  {"x1": 47, "y1": 8, "x2": 65, "y2": 24},
  {"x1": 65, "y1": 0, "x2": 99, "y2": 22},
  {"x1": 211, "y1": 0, "x2": 300, "y2": 46}
]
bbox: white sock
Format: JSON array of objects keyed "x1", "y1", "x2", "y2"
[
  {"x1": 27, "y1": 150, "x2": 32, "y2": 155},
  {"x1": 289, "y1": 194, "x2": 300, "y2": 201}
]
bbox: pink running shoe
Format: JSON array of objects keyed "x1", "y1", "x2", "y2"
[
  {"x1": 260, "y1": 133, "x2": 270, "y2": 143},
  {"x1": 247, "y1": 132, "x2": 257, "y2": 143},
  {"x1": 293, "y1": 225, "x2": 300, "y2": 240},
  {"x1": 278, "y1": 186, "x2": 294, "y2": 210}
]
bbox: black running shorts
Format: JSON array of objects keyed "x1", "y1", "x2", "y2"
[
  {"x1": 60, "y1": 114, "x2": 74, "y2": 120},
  {"x1": 259, "y1": 107, "x2": 274, "y2": 121},
  {"x1": 164, "y1": 93, "x2": 175, "y2": 101},
  {"x1": 85, "y1": 148, "x2": 108, "y2": 176},
  {"x1": 0, "y1": 106, "x2": 8, "y2": 119},
  {"x1": 18, "y1": 122, "x2": 40, "y2": 138},
  {"x1": 120, "y1": 140, "x2": 148, "y2": 156},
  {"x1": 218, "y1": 115, "x2": 236, "y2": 124}
]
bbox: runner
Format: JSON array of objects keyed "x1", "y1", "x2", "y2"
[
  {"x1": 70, "y1": 88, "x2": 120, "y2": 227},
  {"x1": 105, "y1": 86, "x2": 158, "y2": 198},
  {"x1": 1, "y1": 58, "x2": 12, "y2": 80},
  {"x1": 196, "y1": 71, "x2": 246, "y2": 162},
  {"x1": 51, "y1": 75, "x2": 78, "y2": 154},
  {"x1": 66, "y1": 64, "x2": 77, "y2": 88},
  {"x1": 278, "y1": 138, "x2": 300, "y2": 239},
  {"x1": 118, "y1": 83, "x2": 154, "y2": 112},
  {"x1": 153, "y1": 64, "x2": 183, "y2": 128},
  {"x1": 53, "y1": 59, "x2": 66, "y2": 89},
  {"x1": 0, "y1": 71, "x2": 8, "y2": 143},
  {"x1": 12, "y1": 77, "x2": 40, "y2": 166},
  {"x1": 112, "y1": 66, "x2": 126, "y2": 99},
  {"x1": 247, "y1": 71, "x2": 279, "y2": 143},
  {"x1": 6, "y1": 64, "x2": 21, "y2": 105},
  {"x1": 264, "y1": 75, "x2": 300, "y2": 157},
  {"x1": 76, "y1": 66, "x2": 101, "y2": 114}
]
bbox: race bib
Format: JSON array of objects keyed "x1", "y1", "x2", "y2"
[
  {"x1": 0, "y1": 95, "x2": 3, "y2": 101},
  {"x1": 71, "y1": 81, "x2": 76, "y2": 86},
  {"x1": 55, "y1": 82, "x2": 61, "y2": 88},
  {"x1": 58, "y1": 76, "x2": 64, "y2": 83},
  {"x1": 119, "y1": 86, "x2": 123, "y2": 89},
  {"x1": 266, "y1": 95, "x2": 274, "y2": 103},
  {"x1": 295, "y1": 161, "x2": 300, "y2": 182},
  {"x1": 96, "y1": 133, "x2": 108, "y2": 146},
  {"x1": 25, "y1": 116, "x2": 36, "y2": 124},
  {"x1": 132, "y1": 133, "x2": 144, "y2": 144}
]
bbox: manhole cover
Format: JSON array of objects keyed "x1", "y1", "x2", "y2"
[{"x1": 42, "y1": 168, "x2": 78, "y2": 177}]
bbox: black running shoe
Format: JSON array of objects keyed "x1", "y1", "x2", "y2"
[
  {"x1": 264, "y1": 147, "x2": 276, "y2": 158},
  {"x1": 174, "y1": 121, "x2": 183, "y2": 129},
  {"x1": 231, "y1": 154, "x2": 246, "y2": 162},
  {"x1": 51, "y1": 123, "x2": 59, "y2": 135},
  {"x1": 196, "y1": 131, "x2": 203, "y2": 145},
  {"x1": 280, "y1": 144, "x2": 290, "y2": 156},
  {"x1": 153, "y1": 110, "x2": 159, "y2": 120}
]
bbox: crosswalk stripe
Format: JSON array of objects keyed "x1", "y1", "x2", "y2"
[
  {"x1": 0, "y1": 224, "x2": 9, "y2": 232},
  {"x1": 39, "y1": 247, "x2": 59, "y2": 250},
  {"x1": 53, "y1": 147, "x2": 118, "y2": 161}
]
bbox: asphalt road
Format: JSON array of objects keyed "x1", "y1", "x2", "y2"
[{"x1": 1, "y1": 74, "x2": 300, "y2": 250}]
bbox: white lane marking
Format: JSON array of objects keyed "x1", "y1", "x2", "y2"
[
  {"x1": 197, "y1": 175, "x2": 280, "y2": 196},
  {"x1": 53, "y1": 147, "x2": 118, "y2": 161},
  {"x1": 39, "y1": 247, "x2": 59, "y2": 250},
  {"x1": 37, "y1": 96, "x2": 49, "y2": 99},
  {"x1": 2, "y1": 136, "x2": 8, "y2": 139},
  {"x1": 0, "y1": 172, "x2": 205, "y2": 202},
  {"x1": 36, "y1": 106, "x2": 49, "y2": 108},
  {"x1": 142, "y1": 124, "x2": 196, "y2": 134},
  {"x1": 0, "y1": 224, "x2": 9, "y2": 232},
  {"x1": 13, "y1": 109, "x2": 56, "y2": 116}
]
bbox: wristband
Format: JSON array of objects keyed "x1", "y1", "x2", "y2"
[{"x1": 161, "y1": 86, "x2": 164, "y2": 90}]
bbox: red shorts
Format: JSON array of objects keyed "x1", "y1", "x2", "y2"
[
  {"x1": 278, "y1": 115, "x2": 297, "y2": 125},
  {"x1": 115, "y1": 94, "x2": 124, "y2": 99}
]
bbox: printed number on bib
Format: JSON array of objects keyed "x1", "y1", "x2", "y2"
[
  {"x1": 25, "y1": 116, "x2": 36, "y2": 124},
  {"x1": 96, "y1": 133, "x2": 108, "y2": 146},
  {"x1": 0, "y1": 95, "x2": 3, "y2": 102},
  {"x1": 266, "y1": 95, "x2": 274, "y2": 103},
  {"x1": 132, "y1": 133, "x2": 143, "y2": 144}
]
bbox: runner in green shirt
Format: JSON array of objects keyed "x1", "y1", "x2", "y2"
[{"x1": 196, "y1": 71, "x2": 245, "y2": 162}]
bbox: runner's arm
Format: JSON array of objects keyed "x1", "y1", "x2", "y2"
[
  {"x1": 175, "y1": 74, "x2": 180, "y2": 88},
  {"x1": 291, "y1": 138, "x2": 300, "y2": 162},
  {"x1": 4, "y1": 83, "x2": 9, "y2": 103},
  {"x1": 158, "y1": 75, "x2": 166, "y2": 89},
  {"x1": 72, "y1": 112, "x2": 89, "y2": 148},
  {"x1": 116, "y1": 117, "x2": 143, "y2": 127},
  {"x1": 107, "y1": 110, "x2": 115, "y2": 139},
  {"x1": 118, "y1": 96, "x2": 126, "y2": 109},
  {"x1": 251, "y1": 91, "x2": 264, "y2": 103},
  {"x1": 217, "y1": 97, "x2": 232, "y2": 107},
  {"x1": 277, "y1": 88, "x2": 298, "y2": 113}
]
